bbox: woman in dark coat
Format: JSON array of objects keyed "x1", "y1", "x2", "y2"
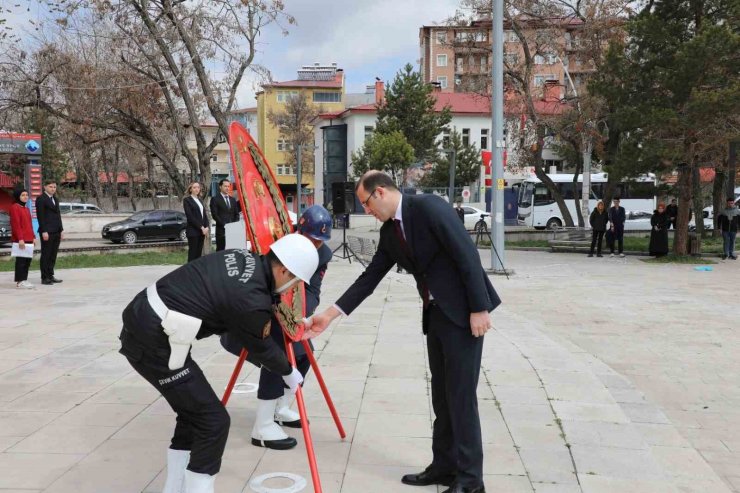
[
  {"x1": 588, "y1": 200, "x2": 608, "y2": 257},
  {"x1": 649, "y1": 202, "x2": 670, "y2": 257},
  {"x1": 183, "y1": 182, "x2": 209, "y2": 262}
]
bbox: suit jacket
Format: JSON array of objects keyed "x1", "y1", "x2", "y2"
[
  {"x1": 183, "y1": 196, "x2": 209, "y2": 238},
  {"x1": 209, "y1": 193, "x2": 240, "y2": 232},
  {"x1": 35, "y1": 193, "x2": 63, "y2": 234},
  {"x1": 608, "y1": 206, "x2": 626, "y2": 228},
  {"x1": 336, "y1": 194, "x2": 501, "y2": 330}
]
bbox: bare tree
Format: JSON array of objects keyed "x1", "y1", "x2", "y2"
[{"x1": 267, "y1": 92, "x2": 320, "y2": 177}]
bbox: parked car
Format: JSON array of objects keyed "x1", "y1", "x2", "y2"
[
  {"x1": 460, "y1": 206, "x2": 492, "y2": 232},
  {"x1": 0, "y1": 211, "x2": 11, "y2": 246},
  {"x1": 59, "y1": 202, "x2": 104, "y2": 214},
  {"x1": 66, "y1": 209, "x2": 104, "y2": 215},
  {"x1": 102, "y1": 210, "x2": 187, "y2": 244},
  {"x1": 703, "y1": 192, "x2": 740, "y2": 221}
]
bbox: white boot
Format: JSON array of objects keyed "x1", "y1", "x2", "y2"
[
  {"x1": 184, "y1": 470, "x2": 215, "y2": 493},
  {"x1": 274, "y1": 395, "x2": 302, "y2": 428},
  {"x1": 162, "y1": 448, "x2": 190, "y2": 493},
  {"x1": 251, "y1": 398, "x2": 297, "y2": 450}
]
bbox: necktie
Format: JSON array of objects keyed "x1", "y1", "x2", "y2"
[
  {"x1": 224, "y1": 195, "x2": 230, "y2": 209},
  {"x1": 393, "y1": 219, "x2": 429, "y2": 307}
]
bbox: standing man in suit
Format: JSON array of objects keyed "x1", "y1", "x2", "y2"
[
  {"x1": 209, "y1": 179, "x2": 240, "y2": 251},
  {"x1": 305, "y1": 171, "x2": 500, "y2": 493},
  {"x1": 35, "y1": 180, "x2": 64, "y2": 285},
  {"x1": 608, "y1": 197, "x2": 626, "y2": 258},
  {"x1": 183, "y1": 182, "x2": 209, "y2": 262}
]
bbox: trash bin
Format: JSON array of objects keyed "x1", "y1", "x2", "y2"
[{"x1": 687, "y1": 232, "x2": 700, "y2": 256}]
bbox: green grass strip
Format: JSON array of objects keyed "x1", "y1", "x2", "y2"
[{"x1": 0, "y1": 251, "x2": 187, "y2": 272}]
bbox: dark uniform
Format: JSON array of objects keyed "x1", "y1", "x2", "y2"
[
  {"x1": 119, "y1": 249, "x2": 291, "y2": 476},
  {"x1": 221, "y1": 243, "x2": 332, "y2": 399}
]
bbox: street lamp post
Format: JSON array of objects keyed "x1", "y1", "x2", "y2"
[
  {"x1": 296, "y1": 144, "x2": 302, "y2": 214},
  {"x1": 446, "y1": 147, "x2": 457, "y2": 205},
  {"x1": 490, "y1": 0, "x2": 506, "y2": 273}
]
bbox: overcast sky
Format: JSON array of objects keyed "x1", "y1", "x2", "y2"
[
  {"x1": 4, "y1": 0, "x2": 464, "y2": 108},
  {"x1": 233, "y1": 0, "x2": 463, "y2": 107}
]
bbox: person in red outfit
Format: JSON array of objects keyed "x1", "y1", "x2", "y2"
[{"x1": 10, "y1": 187, "x2": 36, "y2": 289}]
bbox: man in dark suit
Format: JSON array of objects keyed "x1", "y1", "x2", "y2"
[
  {"x1": 608, "y1": 197, "x2": 626, "y2": 257},
  {"x1": 305, "y1": 171, "x2": 500, "y2": 493},
  {"x1": 35, "y1": 180, "x2": 64, "y2": 285},
  {"x1": 209, "y1": 179, "x2": 240, "y2": 251}
]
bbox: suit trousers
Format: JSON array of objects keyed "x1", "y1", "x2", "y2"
[
  {"x1": 40, "y1": 232, "x2": 61, "y2": 280},
  {"x1": 215, "y1": 230, "x2": 226, "y2": 252},
  {"x1": 119, "y1": 329, "x2": 230, "y2": 475},
  {"x1": 257, "y1": 329, "x2": 313, "y2": 400},
  {"x1": 187, "y1": 235, "x2": 205, "y2": 262},
  {"x1": 427, "y1": 303, "x2": 484, "y2": 488},
  {"x1": 14, "y1": 256, "x2": 32, "y2": 282}
]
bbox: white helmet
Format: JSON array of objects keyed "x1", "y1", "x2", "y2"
[{"x1": 269, "y1": 233, "x2": 319, "y2": 285}]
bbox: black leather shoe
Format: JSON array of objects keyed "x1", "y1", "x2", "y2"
[
  {"x1": 441, "y1": 484, "x2": 486, "y2": 493},
  {"x1": 275, "y1": 418, "x2": 303, "y2": 429},
  {"x1": 41, "y1": 279, "x2": 54, "y2": 285},
  {"x1": 50, "y1": 277, "x2": 63, "y2": 283},
  {"x1": 251, "y1": 436, "x2": 297, "y2": 450},
  {"x1": 401, "y1": 467, "x2": 456, "y2": 487}
]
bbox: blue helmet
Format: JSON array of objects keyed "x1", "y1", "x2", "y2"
[{"x1": 298, "y1": 205, "x2": 332, "y2": 242}]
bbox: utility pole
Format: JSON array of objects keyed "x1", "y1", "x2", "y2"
[
  {"x1": 490, "y1": 0, "x2": 506, "y2": 273},
  {"x1": 296, "y1": 144, "x2": 302, "y2": 214},
  {"x1": 560, "y1": 56, "x2": 591, "y2": 228}
]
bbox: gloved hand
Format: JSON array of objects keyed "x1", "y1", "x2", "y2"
[{"x1": 282, "y1": 367, "x2": 304, "y2": 394}]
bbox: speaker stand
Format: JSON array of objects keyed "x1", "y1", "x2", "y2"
[{"x1": 332, "y1": 215, "x2": 364, "y2": 266}]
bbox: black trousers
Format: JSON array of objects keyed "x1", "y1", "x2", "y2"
[
  {"x1": 610, "y1": 227, "x2": 624, "y2": 254},
  {"x1": 14, "y1": 256, "x2": 32, "y2": 282},
  {"x1": 426, "y1": 303, "x2": 484, "y2": 488},
  {"x1": 590, "y1": 231, "x2": 605, "y2": 255},
  {"x1": 187, "y1": 235, "x2": 205, "y2": 262},
  {"x1": 119, "y1": 329, "x2": 229, "y2": 475},
  {"x1": 40, "y1": 232, "x2": 61, "y2": 280},
  {"x1": 215, "y1": 230, "x2": 226, "y2": 252},
  {"x1": 258, "y1": 325, "x2": 312, "y2": 400}
]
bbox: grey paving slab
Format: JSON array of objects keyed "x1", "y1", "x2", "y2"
[{"x1": 0, "y1": 250, "x2": 736, "y2": 492}]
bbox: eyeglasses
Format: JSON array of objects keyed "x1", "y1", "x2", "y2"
[{"x1": 361, "y1": 188, "x2": 378, "y2": 208}]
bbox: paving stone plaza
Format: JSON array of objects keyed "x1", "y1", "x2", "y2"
[{"x1": 0, "y1": 249, "x2": 738, "y2": 493}]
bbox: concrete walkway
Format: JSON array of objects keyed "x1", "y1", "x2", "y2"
[{"x1": 0, "y1": 250, "x2": 736, "y2": 492}]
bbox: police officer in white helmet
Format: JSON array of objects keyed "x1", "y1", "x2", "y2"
[{"x1": 118, "y1": 234, "x2": 318, "y2": 493}]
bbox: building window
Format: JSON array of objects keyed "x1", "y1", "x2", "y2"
[
  {"x1": 313, "y1": 91, "x2": 341, "y2": 103},
  {"x1": 474, "y1": 32, "x2": 487, "y2": 42},
  {"x1": 504, "y1": 53, "x2": 519, "y2": 65},
  {"x1": 437, "y1": 76, "x2": 448, "y2": 89},
  {"x1": 217, "y1": 132, "x2": 227, "y2": 144},
  {"x1": 534, "y1": 75, "x2": 556, "y2": 86},
  {"x1": 480, "y1": 56, "x2": 488, "y2": 73},
  {"x1": 276, "y1": 164, "x2": 296, "y2": 176},
  {"x1": 211, "y1": 154, "x2": 218, "y2": 162},
  {"x1": 277, "y1": 90, "x2": 299, "y2": 103},
  {"x1": 435, "y1": 31, "x2": 446, "y2": 44},
  {"x1": 364, "y1": 126, "x2": 374, "y2": 141},
  {"x1": 481, "y1": 129, "x2": 489, "y2": 150},
  {"x1": 534, "y1": 55, "x2": 545, "y2": 65},
  {"x1": 504, "y1": 30, "x2": 519, "y2": 43},
  {"x1": 535, "y1": 53, "x2": 557, "y2": 65},
  {"x1": 462, "y1": 128, "x2": 470, "y2": 146},
  {"x1": 436, "y1": 54, "x2": 448, "y2": 67},
  {"x1": 442, "y1": 129, "x2": 450, "y2": 148},
  {"x1": 277, "y1": 139, "x2": 293, "y2": 152}
]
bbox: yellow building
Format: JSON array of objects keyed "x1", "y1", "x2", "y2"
[{"x1": 256, "y1": 63, "x2": 345, "y2": 212}]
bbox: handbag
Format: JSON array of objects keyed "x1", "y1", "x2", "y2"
[{"x1": 11, "y1": 242, "x2": 34, "y2": 258}]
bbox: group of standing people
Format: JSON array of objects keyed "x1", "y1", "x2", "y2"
[
  {"x1": 588, "y1": 198, "x2": 629, "y2": 257},
  {"x1": 10, "y1": 180, "x2": 64, "y2": 289},
  {"x1": 182, "y1": 179, "x2": 241, "y2": 262}
]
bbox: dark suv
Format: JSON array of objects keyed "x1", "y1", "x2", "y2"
[
  {"x1": 102, "y1": 210, "x2": 187, "y2": 244},
  {"x1": 0, "y1": 211, "x2": 11, "y2": 246}
]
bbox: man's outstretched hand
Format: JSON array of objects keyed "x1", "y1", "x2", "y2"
[{"x1": 302, "y1": 306, "x2": 342, "y2": 340}]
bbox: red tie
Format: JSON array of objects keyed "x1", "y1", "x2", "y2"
[{"x1": 393, "y1": 219, "x2": 430, "y2": 308}]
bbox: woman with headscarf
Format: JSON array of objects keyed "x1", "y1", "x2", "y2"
[
  {"x1": 10, "y1": 187, "x2": 36, "y2": 288},
  {"x1": 649, "y1": 202, "x2": 670, "y2": 257}
]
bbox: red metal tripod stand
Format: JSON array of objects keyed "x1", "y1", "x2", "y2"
[{"x1": 221, "y1": 334, "x2": 346, "y2": 493}]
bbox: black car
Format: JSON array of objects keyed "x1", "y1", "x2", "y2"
[
  {"x1": 102, "y1": 210, "x2": 187, "y2": 244},
  {"x1": 0, "y1": 211, "x2": 11, "y2": 246}
]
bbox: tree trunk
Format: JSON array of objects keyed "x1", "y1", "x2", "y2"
[
  {"x1": 129, "y1": 174, "x2": 137, "y2": 211},
  {"x1": 673, "y1": 165, "x2": 692, "y2": 255},
  {"x1": 712, "y1": 166, "x2": 727, "y2": 238},
  {"x1": 690, "y1": 163, "x2": 703, "y2": 253},
  {"x1": 531, "y1": 129, "x2": 575, "y2": 227},
  {"x1": 572, "y1": 159, "x2": 584, "y2": 227},
  {"x1": 147, "y1": 154, "x2": 159, "y2": 210}
]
